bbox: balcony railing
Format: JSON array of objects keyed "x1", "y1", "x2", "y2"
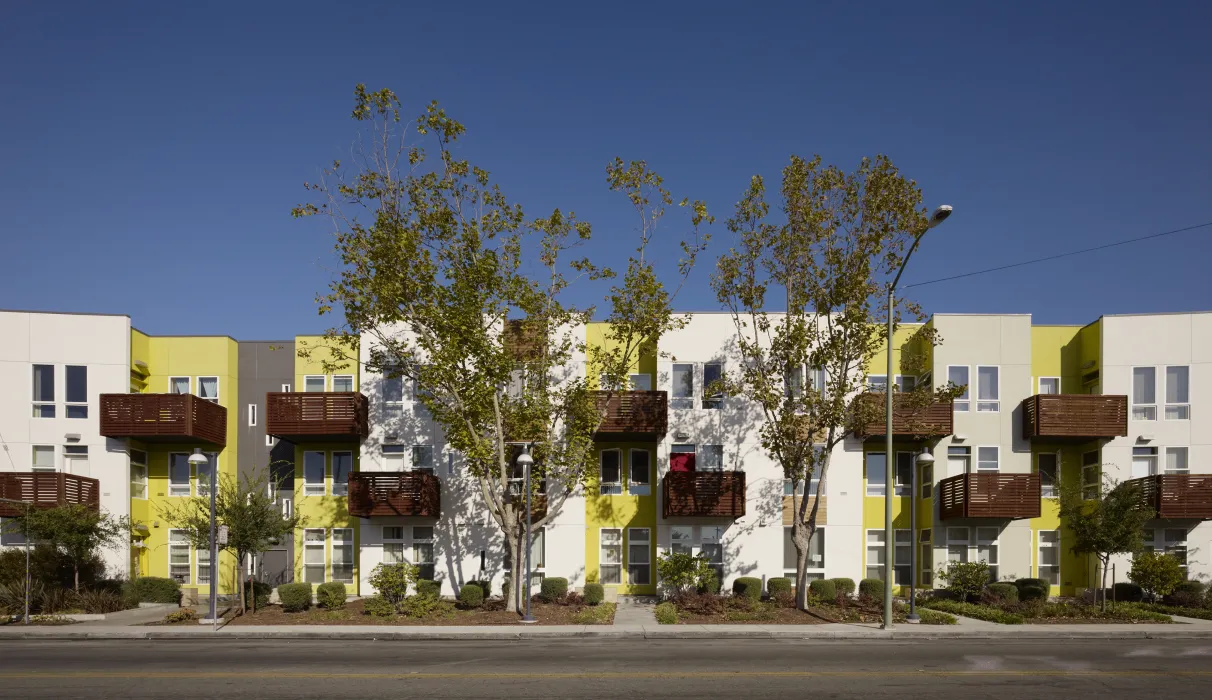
[
  {"x1": 592, "y1": 390, "x2": 668, "y2": 441},
  {"x1": 1127, "y1": 475, "x2": 1212, "y2": 520},
  {"x1": 347, "y1": 472, "x2": 441, "y2": 518},
  {"x1": 852, "y1": 393, "x2": 953, "y2": 440},
  {"x1": 1021, "y1": 394, "x2": 1128, "y2": 441},
  {"x1": 938, "y1": 473, "x2": 1041, "y2": 520},
  {"x1": 266, "y1": 392, "x2": 369, "y2": 442},
  {"x1": 99, "y1": 394, "x2": 227, "y2": 446},
  {"x1": 0, "y1": 473, "x2": 101, "y2": 517},
  {"x1": 663, "y1": 471, "x2": 746, "y2": 519}
]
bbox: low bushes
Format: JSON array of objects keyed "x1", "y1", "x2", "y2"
[
  {"x1": 464, "y1": 580, "x2": 492, "y2": 599},
  {"x1": 922, "y1": 599, "x2": 1025, "y2": 624},
  {"x1": 72, "y1": 589, "x2": 129, "y2": 614},
  {"x1": 859, "y1": 578, "x2": 884, "y2": 602},
  {"x1": 936, "y1": 561, "x2": 990, "y2": 602},
  {"x1": 458, "y1": 584, "x2": 484, "y2": 609},
  {"x1": 243, "y1": 580, "x2": 272, "y2": 610},
  {"x1": 540, "y1": 577, "x2": 569, "y2": 603},
  {"x1": 984, "y1": 583, "x2": 1019, "y2": 603},
  {"x1": 163, "y1": 609, "x2": 199, "y2": 624},
  {"x1": 732, "y1": 577, "x2": 762, "y2": 601},
  {"x1": 317, "y1": 582, "x2": 347, "y2": 610},
  {"x1": 654, "y1": 602, "x2": 678, "y2": 624},
  {"x1": 1164, "y1": 581, "x2": 1206, "y2": 607},
  {"x1": 1112, "y1": 582, "x2": 1144, "y2": 603},
  {"x1": 1127, "y1": 602, "x2": 1212, "y2": 621},
  {"x1": 831, "y1": 578, "x2": 856, "y2": 598},
  {"x1": 416, "y1": 579, "x2": 442, "y2": 598},
  {"x1": 278, "y1": 582, "x2": 313, "y2": 612},
  {"x1": 766, "y1": 577, "x2": 792, "y2": 597},
  {"x1": 1014, "y1": 578, "x2": 1050, "y2": 602},
  {"x1": 583, "y1": 583, "x2": 605, "y2": 606},
  {"x1": 808, "y1": 579, "x2": 836, "y2": 601},
  {"x1": 571, "y1": 603, "x2": 614, "y2": 624},
  {"x1": 125, "y1": 577, "x2": 181, "y2": 604},
  {"x1": 363, "y1": 596, "x2": 396, "y2": 618},
  {"x1": 917, "y1": 609, "x2": 958, "y2": 625}
]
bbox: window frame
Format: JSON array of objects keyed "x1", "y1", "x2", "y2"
[
  {"x1": 670, "y1": 363, "x2": 695, "y2": 409},
  {"x1": 382, "y1": 526, "x2": 405, "y2": 564},
  {"x1": 976, "y1": 365, "x2": 999, "y2": 412},
  {"x1": 303, "y1": 451, "x2": 327, "y2": 496},
  {"x1": 31, "y1": 445, "x2": 56, "y2": 473},
  {"x1": 920, "y1": 463, "x2": 933, "y2": 500},
  {"x1": 1038, "y1": 530, "x2": 1060, "y2": 586},
  {"x1": 1164, "y1": 365, "x2": 1189, "y2": 420},
  {"x1": 976, "y1": 446, "x2": 999, "y2": 473},
  {"x1": 332, "y1": 374, "x2": 355, "y2": 393},
  {"x1": 304, "y1": 375, "x2": 327, "y2": 393},
  {"x1": 599, "y1": 528, "x2": 622, "y2": 585},
  {"x1": 168, "y1": 452, "x2": 191, "y2": 497},
  {"x1": 1164, "y1": 446, "x2": 1189, "y2": 475},
  {"x1": 599, "y1": 448, "x2": 622, "y2": 495},
  {"x1": 946, "y1": 527, "x2": 970, "y2": 564},
  {"x1": 697, "y1": 444, "x2": 724, "y2": 472},
  {"x1": 627, "y1": 528, "x2": 651, "y2": 585},
  {"x1": 894, "y1": 529, "x2": 913, "y2": 585},
  {"x1": 330, "y1": 451, "x2": 353, "y2": 497},
  {"x1": 1132, "y1": 366, "x2": 1157, "y2": 421},
  {"x1": 130, "y1": 449, "x2": 148, "y2": 499},
  {"x1": 894, "y1": 451, "x2": 914, "y2": 496},
  {"x1": 1038, "y1": 376, "x2": 1061, "y2": 395},
  {"x1": 31, "y1": 364, "x2": 55, "y2": 418},
  {"x1": 331, "y1": 528, "x2": 355, "y2": 583},
  {"x1": 920, "y1": 529, "x2": 933, "y2": 586},
  {"x1": 1081, "y1": 451, "x2": 1101, "y2": 499},
  {"x1": 628, "y1": 448, "x2": 651, "y2": 496},
  {"x1": 382, "y1": 369, "x2": 404, "y2": 417},
  {"x1": 196, "y1": 543, "x2": 212, "y2": 586},
  {"x1": 412, "y1": 445, "x2": 435, "y2": 472},
  {"x1": 168, "y1": 376, "x2": 191, "y2": 395},
  {"x1": 628, "y1": 373, "x2": 652, "y2": 391},
  {"x1": 701, "y1": 362, "x2": 724, "y2": 409},
  {"x1": 1132, "y1": 446, "x2": 1158, "y2": 478},
  {"x1": 975, "y1": 526, "x2": 1000, "y2": 582},
  {"x1": 248, "y1": 403, "x2": 257, "y2": 427},
  {"x1": 865, "y1": 452, "x2": 887, "y2": 496},
  {"x1": 947, "y1": 365, "x2": 970, "y2": 412},
  {"x1": 64, "y1": 365, "x2": 88, "y2": 419},
  {"x1": 168, "y1": 529, "x2": 191, "y2": 584},
  {"x1": 196, "y1": 376, "x2": 220, "y2": 403},
  {"x1": 1037, "y1": 451, "x2": 1059, "y2": 498},
  {"x1": 303, "y1": 528, "x2": 326, "y2": 584},
  {"x1": 195, "y1": 452, "x2": 218, "y2": 498},
  {"x1": 865, "y1": 529, "x2": 885, "y2": 581}
]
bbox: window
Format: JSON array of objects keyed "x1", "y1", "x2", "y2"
[
  {"x1": 412, "y1": 445, "x2": 434, "y2": 472},
  {"x1": 1165, "y1": 447, "x2": 1189, "y2": 475},
  {"x1": 281, "y1": 383, "x2": 291, "y2": 392},
  {"x1": 382, "y1": 370, "x2": 404, "y2": 416},
  {"x1": 1081, "y1": 451, "x2": 1100, "y2": 499},
  {"x1": 628, "y1": 449, "x2": 650, "y2": 496},
  {"x1": 304, "y1": 451, "x2": 326, "y2": 496},
  {"x1": 197, "y1": 545, "x2": 212, "y2": 585},
  {"x1": 303, "y1": 529, "x2": 326, "y2": 583},
  {"x1": 1132, "y1": 446, "x2": 1158, "y2": 478},
  {"x1": 1038, "y1": 377, "x2": 1060, "y2": 395},
  {"x1": 700, "y1": 527, "x2": 724, "y2": 585},
  {"x1": 169, "y1": 376, "x2": 190, "y2": 394},
  {"x1": 63, "y1": 445, "x2": 89, "y2": 476},
  {"x1": 599, "y1": 450, "x2": 622, "y2": 495},
  {"x1": 31, "y1": 446, "x2": 55, "y2": 472},
  {"x1": 783, "y1": 527, "x2": 826, "y2": 578},
  {"x1": 600, "y1": 529, "x2": 622, "y2": 584},
  {"x1": 671, "y1": 526, "x2": 694, "y2": 556},
  {"x1": 32, "y1": 364, "x2": 55, "y2": 417},
  {"x1": 304, "y1": 376, "x2": 326, "y2": 393},
  {"x1": 895, "y1": 452, "x2": 913, "y2": 496},
  {"x1": 248, "y1": 403, "x2": 257, "y2": 426},
  {"x1": 702, "y1": 362, "x2": 723, "y2": 409},
  {"x1": 331, "y1": 452, "x2": 353, "y2": 496},
  {"x1": 169, "y1": 453, "x2": 190, "y2": 496},
  {"x1": 808, "y1": 366, "x2": 827, "y2": 396},
  {"x1": 947, "y1": 527, "x2": 969, "y2": 563},
  {"x1": 920, "y1": 463, "x2": 933, "y2": 499},
  {"x1": 628, "y1": 529, "x2": 651, "y2": 585},
  {"x1": 130, "y1": 449, "x2": 147, "y2": 499},
  {"x1": 920, "y1": 530, "x2": 933, "y2": 585},
  {"x1": 504, "y1": 527, "x2": 545, "y2": 572},
  {"x1": 866, "y1": 530, "x2": 885, "y2": 580},
  {"x1": 332, "y1": 529, "x2": 354, "y2": 583},
  {"x1": 947, "y1": 446, "x2": 970, "y2": 476},
  {"x1": 784, "y1": 365, "x2": 803, "y2": 400},
  {"x1": 669, "y1": 444, "x2": 696, "y2": 472},
  {"x1": 671, "y1": 363, "x2": 694, "y2": 409},
  {"x1": 976, "y1": 446, "x2": 999, "y2": 473},
  {"x1": 895, "y1": 530, "x2": 912, "y2": 585},
  {"x1": 868, "y1": 375, "x2": 888, "y2": 392},
  {"x1": 976, "y1": 527, "x2": 999, "y2": 581},
  {"x1": 169, "y1": 530, "x2": 191, "y2": 583},
  {"x1": 1038, "y1": 452, "x2": 1058, "y2": 498},
  {"x1": 383, "y1": 444, "x2": 406, "y2": 470},
  {"x1": 895, "y1": 375, "x2": 916, "y2": 392},
  {"x1": 1142, "y1": 528, "x2": 1188, "y2": 574},
  {"x1": 948, "y1": 366, "x2": 969, "y2": 412},
  {"x1": 0, "y1": 519, "x2": 28, "y2": 547},
  {"x1": 383, "y1": 527, "x2": 405, "y2": 564},
  {"x1": 197, "y1": 377, "x2": 219, "y2": 403},
  {"x1": 698, "y1": 444, "x2": 724, "y2": 471},
  {"x1": 1038, "y1": 531, "x2": 1059, "y2": 585},
  {"x1": 333, "y1": 375, "x2": 354, "y2": 392},
  {"x1": 1165, "y1": 366, "x2": 1189, "y2": 419},
  {"x1": 629, "y1": 373, "x2": 652, "y2": 391},
  {"x1": 865, "y1": 452, "x2": 886, "y2": 496},
  {"x1": 195, "y1": 452, "x2": 217, "y2": 497},
  {"x1": 266, "y1": 434, "x2": 277, "y2": 447},
  {"x1": 976, "y1": 366, "x2": 999, "y2": 411},
  {"x1": 1132, "y1": 367, "x2": 1156, "y2": 420},
  {"x1": 65, "y1": 365, "x2": 87, "y2": 418}
]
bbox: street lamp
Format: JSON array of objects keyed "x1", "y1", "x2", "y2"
[
  {"x1": 883, "y1": 205, "x2": 952, "y2": 630},
  {"x1": 906, "y1": 447, "x2": 935, "y2": 623},
  {"x1": 188, "y1": 448, "x2": 217, "y2": 629},
  {"x1": 516, "y1": 448, "x2": 537, "y2": 624}
]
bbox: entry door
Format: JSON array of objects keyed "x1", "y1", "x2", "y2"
[{"x1": 260, "y1": 549, "x2": 292, "y2": 587}]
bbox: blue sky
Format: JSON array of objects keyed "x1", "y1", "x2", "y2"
[{"x1": 2, "y1": 1, "x2": 1210, "y2": 338}]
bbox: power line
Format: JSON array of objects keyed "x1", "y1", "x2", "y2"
[{"x1": 903, "y1": 220, "x2": 1212, "y2": 289}]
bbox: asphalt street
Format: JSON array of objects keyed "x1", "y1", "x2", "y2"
[{"x1": 1, "y1": 638, "x2": 1209, "y2": 699}]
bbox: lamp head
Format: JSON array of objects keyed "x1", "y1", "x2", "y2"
[
  {"x1": 187, "y1": 448, "x2": 208, "y2": 466},
  {"x1": 516, "y1": 451, "x2": 534, "y2": 470},
  {"x1": 915, "y1": 449, "x2": 935, "y2": 466},
  {"x1": 926, "y1": 205, "x2": 953, "y2": 229}
]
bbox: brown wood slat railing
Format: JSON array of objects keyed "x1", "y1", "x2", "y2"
[
  {"x1": 852, "y1": 393, "x2": 953, "y2": 440},
  {"x1": 266, "y1": 392, "x2": 369, "y2": 441},
  {"x1": 99, "y1": 394, "x2": 227, "y2": 446},
  {"x1": 938, "y1": 473, "x2": 1041, "y2": 520},
  {"x1": 1129, "y1": 475, "x2": 1212, "y2": 520},
  {"x1": 347, "y1": 472, "x2": 441, "y2": 518},
  {"x1": 1021, "y1": 394, "x2": 1128, "y2": 441},
  {"x1": 0, "y1": 473, "x2": 101, "y2": 517},
  {"x1": 593, "y1": 390, "x2": 668, "y2": 440},
  {"x1": 663, "y1": 471, "x2": 746, "y2": 518}
]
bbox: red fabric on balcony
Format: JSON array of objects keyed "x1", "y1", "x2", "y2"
[{"x1": 670, "y1": 452, "x2": 695, "y2": 472}]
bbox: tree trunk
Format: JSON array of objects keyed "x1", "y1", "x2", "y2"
[
  {"x1": 1099, "y1": 556, "x2": 1109, "y2": 612},
  {"x1": 505, "y1": 530, "x2": 523, "y2": 613},
  {"x1": 73, "y1": 562, "x2": 80, "y2": 593},
  {"x1": 239, "y1": 553, "x2": 247, "y2": 615},
  {"x1": 795, "y1": 547, "x2": 811, "y2": 611}
]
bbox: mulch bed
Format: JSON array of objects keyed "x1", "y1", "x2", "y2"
[
  {"x1": 220, "y1": 598, "x2": 614, "y2": 626},
  {"x1": 674, "y1": 605, "x2": 831, "y2": 625}
]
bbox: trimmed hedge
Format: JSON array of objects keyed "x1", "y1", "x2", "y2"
[
  {"x1": 416, "y1": 579, "x2": 442, "y2": 598},
  {"x1": 458, "y1": 584, "x2": 484, "y2": 608},
  {"x1": 583, "y1": 583, "x2": 605, "y2": 606},
  {"x1": 654, "y1": 602, "x2": 678, "y2": 624},
  {"x1": 830, "y1": 578, "x2": 856, "y2": 597},
  {"x1": 985, "y1": 582, "x2": 1019, "y2": 602},
  {"x1": 922, "y1": 599, "x2": 1025, "y2": 624},
  {"x1": 1113, "y1": 582, "x2": 1144, "y2": 603},
  {"x1": 126, "y1": 577, "x2": 181, "y2": 604},
  {"x1": 859, "y1": 578, "x2": 884, "y2": 601},
  {"x1": 808, "y1": 578, "x2": 837, "y2": 601},
  {"x1": 766, "y1": 578, "x2": 792, "y2": 597},
  {"x1": 278, "y1": 582, "x2": 312, "y2": 612},
  {"x1": 1019, "y1": 584, "x2": 1049, "y2": 602},
  {"x1": 1165, "y1": 581, "x2": 1206, "y2": 604},
  {"x1": 243, "y1": 580, "x2": 272, "y2": 610},
  {"x1": 540, "y1": 577, "x2": 569, "y2": 603},
  {"x1": 317, "y1": 582, "x2": 347, "y2": 609},
  {"x1": 465, "y1": 580, "x2": 492, "y2": 599},
  {"x1": 1014, "y1": 578, "x2": 1049, "y2": 591},
  {"x1": 732, "y1": 577, "x2": 762, "y2": 601}
]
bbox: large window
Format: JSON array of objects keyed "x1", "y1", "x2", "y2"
[
  {"x1": 976, "y1": 446, "x2": 999, "y2": 473},
  {"x1": 671, "y1": 363, "x2": 694, "y2": 409},
  {"x1": 629, "y1": 449, "x2": 650, "y2": 496},
  {"x1": 331, "y1": 452, "x2": 353, "y2": 496},
  {"x1": 976, "y1": 366, "x2": 999, "y2": 412},
  {"x1": 895, "y1": 452, "x2": 914, "y2": 496},
  {"x1": 948, "y1": 366, "x2": 969, "y2": 412},
  {"x1": 169, "y1": 530, "x2": 191, "y2": 583},
  {"x1": 504, "y1": 527, "x2": 545, "y2": 572},
  {"x1": 865, "y1": 530, "x2": 885, "y2": 580},
  {"x1": 600, "y1": 529, "x2": 622, "y2": 584},
  {"x1": 169, "y1": 376, "x2": 190, "y2": 394},
  {"x1": 1038, "y1": 377, "x2": 1060, "y2": 395},
  {"x1": 976, "y1": 527, "x2": 999, "y2": 581},
  {"x1": 195, "y1": 452, "x2": 217, "y2": 497},
  {"x1": 628, "y1": 528, "x2": 651, "y2": 585},
  {"x1": 197, "y1": 377, "x2": 219, "y2": 403},
  {"x1": 169, "y1": 453, "x2": 190, "y2": 496},
  {"x1": 65, "y1": 365, "x2": 87, "y2": 418},
  {"x1": 1143, "y1": 528, "x2": 1188, "y2": 575},
  {"x1": 783, "y1": 527, "x2": 826, "y2": 579},
  {"x1": 671, "y1": 526, "x2": 693, "y2": 556},
  {"x1": 303, "y1": 529, "x2": 326, "y2": 583},
  {"x1": 383, "y1": 526, "x2": 405, "y2": 564},
  {"x1": 866, "y1": 453, "x2": 886, "y2": 496},
  {"x1": 32, "y1": 365, "x2": 55, "y2": 418},
  {"x1": 920, "y1": 530, "x2": 933, "y2": 585},
  {"x1": 629, "y1": 373, "x2": 652, "y2": 391},
  {"x1": 332, "y1": 375, "x2": 354, "y2": 393},
  {"x1": 304, "y1": 452, "x2": 326, "y2": 496},
  {"x1": 698, "y1": 444, "x2": 724, "y2": 471},
  {"x1": 412, "y1": 445, "x2": 434, "y2": 472},
  {"x1": 31, "y1": 446, "x2": 55, "y2": 472},
  {"x1": 197, "y1": 545, "x2": 212, "y2": 586},
  {"x1": 130, "y1": 449, "x2": 147, "y2": 499},
  {"x1": 948, "y1": 446, "x2": 970, "y2": 475},
  {"x1": 920, "y1": 463, "x2": 933, "y2": 499},
  {"x1": 1081, "y1": 450, "x2": 1101, "y2": 499},
  {"x1": 1132, "y1": 446, "x2": 1158, "y2": 478},
  {"x1": 702, "y1": 362, "x2": 723, "y2": 409},
  {"x1": 946, "y1": 527, "x2": 969, "y2": 563},
  {"x1": 1132, "y1": 367, "x2": 1157, "y2": 420},
  {"x1": 1165, "y1": 366, "x2": 1189, "y2": 420},
  {"x1": 383, "y1": 444, "x2": 406, "y2": 471},
  {"x1": 332, "y1": 529, "x2": 354, "y2": 583},
  {"x1": 1038, "y1": 530, "x2": 1060, "y2": 585},
  {"x1": 1165, "y1": 447, "x2": 1189, "y2": 475},
  {"x1": 304, "y1": 375, "x2": 326, "y2": 393},
  {"x1": 700, "y1": 527, "x2": 724, "y2": 585},
  {"x1": 600, "y1": 449, "x2": 622, "y2": 495},
  {"x1": 1038, "y1": 452, "x2": 1058, "y2": 498},
  {"x1": 895, "y1": 530, "x2": 912, "y2": 585},
  {"x1": 382, "y1": 370, "x2": 404, "y2": 417},
  {"x1": 410, "y1": 527, "x2": 433, "y2": 581}
]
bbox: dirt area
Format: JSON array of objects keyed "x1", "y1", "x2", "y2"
[{"x1": 217, "y1": 599, "x2": 615, "y2": 626}]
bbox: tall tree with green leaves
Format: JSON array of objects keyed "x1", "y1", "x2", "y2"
[
  {"x1": 16, "y1": 505, "x2": 128, "y2": 591},
  {"x1": 711, "y1": 155, "x2": 957, "y2": 610},
  {"x1": 293, "y1": 86, "x2": 707, "y2": 612},
  {"x1": 1058, "y1": 474, "x2": 1152, "y2": 610}
]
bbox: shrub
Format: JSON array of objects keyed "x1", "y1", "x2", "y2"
[
  {"x1": 368, "y1": 562, "x2": 418, "y2": 605},
  {"x1": 1014, "y1": 578, "x2": 1049, "y2": 592},
  {"x1": 808, "y1": 578, "x2": 837, "y2": 601},
  {"x1": 572, "y1": 602, "x2": 614, "y2": 624},
  {"x1": 921, "y1": 599, "x2": 1025, "y2": 624},
  {"x1": 917, "y1": 608, "x2": 958, "y2": 625},
  {"x1": 416, "y1": 579, "x2": 442, "y2": 598},
  {"x1": 830, "y1": 578, "x2": 856, "y2": 597},
  {"x1": 72, "y1": 589, "x2": 130, "y2": 614},
  {"x1": 1018, "y1": 584, "x2": 1049, "y2": 602},
  {"x1": 400, "y1": 593, "x2": 454, "y2": 619},
  {"x1": 458, "y1": 584, "x2": 484, "y2": 608},
  {"x1": 698, "y1": 569, "x2": 721, "y2": 594},
  {"x1": 465, "y1": 580, "x2": 492, "y2": 598},
  {"x1": 1163, "y1": 581, "x2": 1206, "y2": 607},
  {"x1": 243, "y1": 580, "x2": 272, "y2": 610},
  {"x1": 732, "y1": 577, "x2": 762, "y2": 601},
  {"x1": 1112, "y1": 582, "x2": 1144, "y2": 603},
  {"x1": 656, "y1": 551, "x2": 716, "y2": 598},
  {"x1": 540, "y1": 577, "x2": 569, "y2": 603},
  {"x1": 316, "y1": 582, "x2": 347, "y2": 610},
  {"x1": 0, "y1": 547, "x2": 106, "y2": 590},
  {"x1": 278, "y1": 582, "x2": 312, "y2": 612},
  {"x1": 859, "y1": 578, "x2": 884, "y2": 602},
  {"x1": 984, "y1": 582, "x2": 1019, "y2": 603},
  {"x1": 1130, "y1": 551, "x2": 1185, "y2": 600},
  {"x1": 362, "y1": 595, "x2": 396, "y2": 618},
  {"x1": 936, "y1": 561, "x2": 990, "y2": 602},
  {"x1": 654, "y1": 601, "x2": 678, "y2": 624},
  {"x1": 125, "y1": 577, "x2": 181, "y2": 604},
  {"x1": 583, "y1": 582, "x2": 605, "y2": 606},
  {"x1": 163, "y1": 608, "x2": 199, "y2": 624}
]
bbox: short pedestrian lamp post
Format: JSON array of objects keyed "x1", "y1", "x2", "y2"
[
  {"x1": 188, "y1": 448, "x2": 217, "y2": 629},
  {"x1": 516, "y1": 448, "x2": 537, "y2": 624},
  {"x1": 906, "y1": 447, "x2": 935, "y2": 623}
]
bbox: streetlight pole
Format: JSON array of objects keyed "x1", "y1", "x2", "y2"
[
  {"x1": 517, "y1": 447, "x2": 537, "y2": 624},
  {"x1": 883, "y1": 205, "x2": 952, "y2": 630},
  {"x1": 907, "y1": 448, "x2": 935, "y2": 623},
  {"x1": 189, "y1": 449, "x2": 216, "y2": 629}
]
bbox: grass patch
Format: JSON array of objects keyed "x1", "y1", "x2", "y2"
[
  {"x1": 1121, "y1": 603, "x2": 1212, "y2": 621},
  {"x1": 921, "y1": 599, "x2": 1025, "y2": 624},
  {"x1": 654, "y1": 602, "x2": 678, "y2": 624},
  {"x1": 916, "y1": 609, "x2": 957, "y2": 625},
  {"x1": 571, "y1": 602, "x2": 615, "y2": 625}
]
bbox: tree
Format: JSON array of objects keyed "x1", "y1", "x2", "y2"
[
  {"x1": 710, "y1": 155, "x2": 957, "y2": 610},
  {"x1": 16, "y1": 505, "x2": 127, "y2": 591},
  {"x1": 159, "y1": 467, "x2": 301, "y2": 613},
  {"x1": 1128, "y1": 550, "x2": 1185, "y2": 602},
  {"x1": 293, "y1": 86, "x2": 707, "y2": 612},
  {"x1": 1057, "y1": 474, "x2": 1152, "y2": 610}
]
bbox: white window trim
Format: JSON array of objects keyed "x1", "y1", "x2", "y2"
[
  {"x1": 976, "y1": 365, "x2": 1000, "y2": 412},
  {"x1": 894, "y1": 529, "x2": 913, "y2": 585},
  {"x1": 947, "y1": 365, "x2": 970, "y2": 412},
  {"x1": 31, "y1": 445, "x2": 57, "y2": 473},
  {"x1": 331, "y1": 451, "x2": 353, "y2": 496},
  {"x1": 196, "y1": 376, "x2": 220, "y2": 403},
  {"x1": 248, "y1": 403, "x2": 257, "y2": 427},
  {"x1": 946, "y1": 526, "x2": 970, "y2": 563},
  {"x1": 168, "y1": 375, "x2": 191, "y2": 395},
  {"x1": 976, "y1": 445, "x2": 1000, "y2": 473},
  {"x1": 599, "y1": 528, "x2": 623, "y2": 585},
  {"x1": 976, "y1": 527, "x2": 1000, "y2": 581},
  {"x1": 920, "y1": 529, "x2": 933, "y2": 586},
  {"x1": 130, "y1": 450, "x2": 148, "y2": 500},
  {"x1": 331, "y1": 528, "x2": 355, "y2": 584},
  {"x1": 670, "y1": 363, "x2": 695, "y2": 409},
  {"x1": 168, "y1": 452, "x2": 191, "y2": 497},
  {"x1": 1038, "y1": 376, "x2": 1061, "y2": 395},
  {"x1": 702, "y1": 362, "x2": 724, "y2": 409},
  {"x1": 382, "y1": 526, "x2": 405, "y2": 564},
  {"x1": 1163, "y1": 365, "x2": 1190, "y2": 421},
  {"x1": 196, "y1": 544, "x2": 212, "y2": 587},
  {"x1": 281, "y1": 383, "x2": 291, "y2": 392},
  {"x1": 1037, "y1": 451, "x2": 1059, "y2": 498},
  {"x1": 304, "y1": 375, "x2": 328, "y2": 392},
  {"x1": 627, "y1": 528, "x2": 651, "y2": 586},
  {"x1": 332, "y1": 374, "x2": 355, "y2": 392},
  {"x1": 627, "y1": 448, "x2": 651, "y2": 496},
  {"x1": 303, "y1": 528, "x2": 327, "y2": 583},
  {"x1": 865, "y1": 452, "x2": 887, "y2": 497},
  {"x1": 168, "y1": 529, "x2": 191, "y2": 584},
  {"x1": 894, "y1": 451, "x2": 915, "y2": 496},
  {"x1": 303, "y1": 451, "x2": 327, "y2": 496},
  {"x1": 865, "y1": 529, "x2": 886, "y2": 580},
  {"x1": 1163, "y1": 446, "x2": 1189, "y2": 475},
  {"x1": 64, "y1": 365, "x2": 88, "y2": 419},
  {"x1": 600, "y1": 448, "x2": 622, "y2": 495},
  {"x1": 31, "y1": 364, "x2": 56, "y2": 418},
  {"x1": 1038, "y1": 529, "x2": 1060, "y2": 587},
  {"x1": 1132, "y1": 366, "x2": 1157, "y2": 421},
  {"x1": 195, "y1": 452, "x2": 218, "y2": 498}
]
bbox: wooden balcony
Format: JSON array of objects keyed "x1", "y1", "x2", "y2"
[
  {"x1": 99, "y1": 394, "x2": 227, "y2": 446},
  {"x1": 347, "y1": 472, "x2": 441, "y2": 518},
  {"x1": 592, "y1": 390, "x2": 668, "y2": 441},
  {"x1": 0, "y1": 473, "x2": 101, "y2": 517},
  {"x1": 266, "y1": 392, "x2": 368, "y2": 442},
  {"x1": 938, "y1": 473, "x2": 1041, "y2": 520},
  {"x1": 663, "y1": 471, "x2": 746, "y2": 519},
  {"x1": 852, "y1": 393, "x2": 953, "y2": 441},
  {"x1": 1128, "y1": 475, "x2": 1212, "y2": 520},
  {"x1": 1021, "y1": 394, "x2": 1128, "y2": 441}
]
